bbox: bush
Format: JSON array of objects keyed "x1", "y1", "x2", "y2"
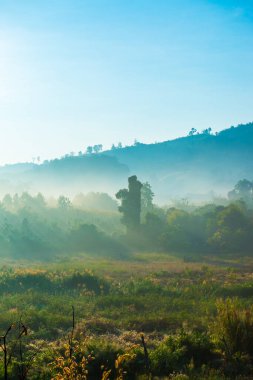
[
  {"x1": 212, "y1": 298, "x2": 253, "y2": 359},
  {"x1": 150, "y1": 330, "x2": 214, "y2": 376}
]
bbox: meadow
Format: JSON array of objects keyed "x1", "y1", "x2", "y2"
[{"x1": 1, "y1": 252, "x2": 253, "y2": 379}]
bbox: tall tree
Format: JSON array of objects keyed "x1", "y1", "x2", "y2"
[{"x1": 116, "y1": 175, "x2": 142, "y2": 233}]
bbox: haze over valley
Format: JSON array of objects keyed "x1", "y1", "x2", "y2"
[{"x1": 0, "y1": 122, "x2": 252, "y2": 203}]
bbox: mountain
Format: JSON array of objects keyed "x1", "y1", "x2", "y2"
[
  {"x1": 0, "y1": 122, "x2": 253, "y2": 202},
  {"x1": 105, "y1": 122, "x2": 253, "y2": 201},
  {"x1": 0, "y1": 156, "x2": 129, "y2": 197}
]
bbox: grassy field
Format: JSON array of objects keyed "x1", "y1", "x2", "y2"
[
  {"x1": 1, "y1": 252, "x2": 253, "y2": 339},
  {"x1": 1, "y1": 252, "x2": 253, "y2": 379}
]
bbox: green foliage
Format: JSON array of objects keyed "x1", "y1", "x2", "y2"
[
  {"x1": 68, "y1": 224, "x2": 129, "y2": 258},
  {"x1": 1, "y1": 185, "x2": 253, "y2": 258},
  {"x1": 140, "y1": 201, "x2": 253, "y2": 255},
  {"x1": 141, "y1": 182, "x2": 154, "y2": 219},
  {"x1": 116, "y1": 176, "x2": 142, "y2": 233},
  {"x1": 2, "y1": 177, "x2": 253, "y2": 378},
  {"x1": 150, "y1": 330, "x2": 214, "y2": 376},
  {"x1": 228, "y1": 179, "x2": 253, "y2": 205},
  {"x1": 0, "y1": 269, "x2": 109, "y2": 295},
  {"x1": 2, "y1": 257, "x2": 253, "y2": 378},
  {"x1": 73, "y1": 192, "x2": 118, "y2": 212},
  {"x1": 0, "y1": 192, "x2": 127, "y2": 259},
  {"x1": 213, "y1": 298, "x2": 253, "y2": 359},
  {"x1": 84, "y1": 339, "x2": 122, "y2": 379}
]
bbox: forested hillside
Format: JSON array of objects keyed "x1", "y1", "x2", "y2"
[
  {"x1": 106, "y1": 123, "x2": 253, "y2": 201},
  {"x1": 0, "y1": 123, "x2": 253, "y2": 201}
]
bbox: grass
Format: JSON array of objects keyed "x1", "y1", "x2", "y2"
[
  {"x1": 1, "y1": 252, "x2": 253, "y2": 339},
  {"x1": 2, "y1": 252, "x2": 253, "y2": 378}
]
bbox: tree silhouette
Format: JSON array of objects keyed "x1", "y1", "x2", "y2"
[
  {"x1": 228, "y1": 179, "x2": 253, "y2": 204},
  {"x1": 93, "y1": 144, "x2": 103, "y2": 154},
  {"x1": 116, "y1": 176, "x2": 142, "y2": 234},
  {"x1": 86, "y1": 146, "x2": 93, "y2": 155},
  {"x1": 188, "y1": 128, "x2": 197, "y2": 136}
]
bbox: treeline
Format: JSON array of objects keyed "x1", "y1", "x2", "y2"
[
  {"x1": 141, "y1": 201, "x2": 253, "y2": 254},
  {"x1": 1, "y1": 179, "x2": 253, "y2": 260},
  {"x1": 119, "y1": 177, "x2": 253, "y2": 256},
  {"x1": 0, "y1": 192, "x2": 127, "y2": 260}
]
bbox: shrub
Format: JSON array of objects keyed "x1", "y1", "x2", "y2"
[
  {"x1": 150, "y1": 330, "x2": 214, "y2": 376},
  {"x1": 212, "y1": 298, "x2": 253, "y2": 359}
]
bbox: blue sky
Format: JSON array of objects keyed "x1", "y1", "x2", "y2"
[{"x1": 0, "y1": 0, "x2": 253, "y2": 164}]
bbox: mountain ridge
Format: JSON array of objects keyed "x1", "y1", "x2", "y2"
[{"x1": 0, "y1": 122, "x2": 253, "y2": 202}]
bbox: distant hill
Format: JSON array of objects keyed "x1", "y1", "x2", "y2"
[
  {"x1": 1, "y1": 122, "x2": 253, "y2": 202},
  {"x1": 0, "y1": 156, "x2": 129, "y2": 197},
  {"x1": 105, "y1": 122, "x2": 253, "y2": 201}
]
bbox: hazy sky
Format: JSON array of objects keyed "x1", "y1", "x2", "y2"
[{"x1": 0, "y1": 0, "x2": 253, "y2": 164}]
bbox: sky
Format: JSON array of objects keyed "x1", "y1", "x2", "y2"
[{"x1": 0, "y1": 0, "x2": 253, "y2": 164}]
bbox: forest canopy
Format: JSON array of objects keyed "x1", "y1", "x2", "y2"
[{"x1": 0, "y1": 178, "x2": 253, "y2": 260}]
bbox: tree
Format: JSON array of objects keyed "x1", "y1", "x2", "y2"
[
  {"x1": 86, "y1": 146, "x2": 93, "y2": 155},
  {"x1": 111, "y1": 142, "x2": 122, "y2": 150},
  {"x1": 35, "y1": 193, "x2": 46, "y2": 209},
  {"x1": 202, "y1": 127, "x2": 212, "y2": 135},
  {"x1": 235, "y1": 179, "x2": 253, "y2": 197},
  {"x1": 188, "y1": 128, "x2": 197, "y2": 136},
  {"x1": 116, "y1": 175, "x2": 142, "y2": 233},
  {"x1": 134, "y1": 139, "x2": 141, "y2": 146},
  {"x1": 57, "y1": 195, "x2": 71, "y2": 209},
  {"x1": 141, "y1": 182, "x2": 154, "y2": 217},
  {"x1": 208, "y1": 203, "x2": 252, "y2": 252},
  {"x1": 93, "y1": 144, "x2": 103, "y2": 154},
  {"x1": 228, "y1": 179, "x2": 253, "y2": 204},
  {"x1": 2, "y1": 194, "x2": 13, "y2": 211}
]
